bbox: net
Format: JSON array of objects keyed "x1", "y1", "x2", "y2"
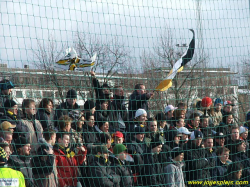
[{"x1": 0, "y1": 0, "x2": 250, "y2": 186}]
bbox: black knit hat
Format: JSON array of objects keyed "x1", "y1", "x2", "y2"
[
  {"x1": 66, "y1": 89, "x2": 77, "y2": 99},
  {"x1": 150, "y1": 134, "x2": 164, "y2": 149},
  {"x1": 84, "y1": 100, "x2": 95, "y2": 110},
  {"x1": 102, "y1": 83, "x2": 110, "y2": 89},
  {"x1": 134, "y1": 126, "x2": 145, "y2": 134},
  {"x1": 171, "y1": 147, "x2": 184, "y2": 159},
  {"x1": 15, "y1": 136, "x2": 30, "y2": 149},
  {"x1": 4, "y1": 99, "x2": 17, "y2": 109}
]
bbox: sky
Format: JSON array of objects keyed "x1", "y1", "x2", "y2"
[{"x1": 0, "y1": 0, "x2": 250, "y2": 75}]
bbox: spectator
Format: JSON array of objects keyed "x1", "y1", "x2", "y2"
[
  {"x1": 87, "y1": 145, "x2": 120, "y2": 186},
  {"x1": 145, "y1": 118, "x2": 164, "y2": 148},
  {"x1": 183, "y1": 130, "x2": 210, "y2": 183},
  {"x1": 213, "y1": 98, "x2": 223, "y2": 126},
  {"x1": 0, "y1": 99, "x2": 19, "y2": 125},
  {"x1": 36, "y1": 98, "x2": 54, "y2": 129},
  {"x1": 54, "y1": 89, "x2": 80, "y2": 128},
  {"x1": 203, "y1": 137, "x2": 216, "y2": 178},
  {"x1": 110, "y1": 144, "x2": 133, "y2": 187},
  {"x1": 69, "y1": 110, "x2": 85, "y2": 144},
  {"x1": 155, "y1": 112, "x2": 168, "y2": 134},
  {"x1": 8, "y1": 136, "x2": 33, "y2": 187},
  {"x1": 0, "y1": 130, "x2": 13, "y2": 145},
  {"x1": 31, "y1": 128, "x2": 58, "y2": 187},
  {"x1": 127, "y1": 108, "x2": 147, "y2": 135},
  {"x1": 177, "y1": 127, "x2": 191, "y2": 146},
  {"x1": 0, "y1": 121, "x2": 15, "y2": 134},
  {"x1": 222, "y1": 100, "x2": 234, "y2": 118},
  {"x1": 185, "y1": 112, "x2": 200, "y2": 132},
  {"x1": 176, "y1": 102, "x2": 187, "y2": 119},
  {"x1": 128, "y1": 83, "x2": 154, "y2": 119},
  {"x1": 54, "y1": 132, "x2": 87, "y2": 187},
  {"x1": 231, "y1": 140, "x2": 250, "y2": 181},
  {"x1": 17, "y1": 99, "x2": 43, "y2": 155},
  {"x1": 0, "y1": 79, "x2": 15, "y2": 114},
  {"x1": 225, "y1": 162, "x2": 243, "y2": 186},
  {"x1": 164, "y1": 147, "x2": 185, "y2": 187},
  {"x1": 90, "y1": 71, "x2": 111, "y2": 102},
  {"x1": 99, "y1": 133, "x2": 112, "y2": 151},
  {"x1": 227, "y1": 126, "x2": 240, "y2": 153},
  {"x1": 0, "y1": 147, "x2": 25, "y2": 187},
  {"x1": 216, "y1": 112, "x2": 234, "y2": 136},
  {"x1": 0, "y1": 142, "x2": 11, "y2": 160},
  {"x1": 170, "y1": 117, "x2": 185, "y2": 130},
  {"x1": 239, "y1": 126, "x2": 249, "y2": 156},
  {"x1": 214, "y1": 132, "x2": 226, "y2": 152},
  {"x1": 83, "y1": 100, "x2": 96, "y2": 115},
  {"x1": 95, "y1": 119, "x2": 110, "y2": 135},
  {"x1": 112, "y1": 131, "x2": 124, "y2": 145},
  {"x1": 125, "y1": 126, "x2": 145, "y2": 186},
  {"x1": 200, "y1": 115, "x2": 215, "y2": 137},
  {"x1": 141, "y1": 134, "x2": 164, "y2": 186},
  {"x1": 201, "y1": 97, "x2": 215, "y2": 127},
  {"x1": 211, "y1": 147, "x2": 230, "y2": 181},
  {"x1": 109, "y1": 85, "x2": 128, "y2": 133},
  {"x1": 243, "y1": 111, "x2": 250, "y2": 129},
  {"x1": 95, "y1": 96, "x2": 109, "y2": 123},
  {"x1": 164, "y1": 105, "x2": 178, "y2": 128}
]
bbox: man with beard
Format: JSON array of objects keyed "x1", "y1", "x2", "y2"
[
  {"x1": 109, "y1": 85, "x2": 128, "y2": 133},
  {"x1": 31, "y1": 128, "x2": 58, "y2": 187},
  {"x1": 8, "y1": 136, "x2": 34, "y2": 187},
  {"x1": 54, "y1": 89, "x2": 80, "y2": 129},
  {"x1": 17, "y1": 99, "x2": 43, "y2": 155}
]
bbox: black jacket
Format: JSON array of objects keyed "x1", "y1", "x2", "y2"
[
  {"x1": 141, "y1": 149, "x2": 165, "y2": 186},
  {"x1": 36, "y1": 109, "x2": 54, "y2": 129},
  {"x1": 232, "y1": 152, "x2": 250, "y2": 181},
  {"x1": 109, "y1": 156, "x2": 133, "y2": 187},
  {"x1": 128, "y1": 91, "x2": 150, "y2": 119},
  {"x1": 108, "y1": 95, "x2": 128, "y2": 133},
  {"x1": 8, "y1": 153, "x2": 34, "y2": 187},
  {"x1": 92, "y1": 77, "x2": 111, "y2": 103},
  {"x1": 211, "y1": 157, "x2": 228, "y2": 181},
  {"x1": 88, "y1": 156, "x2": 120, "y2": 187},
  {"x1": 54, "y1": 102, "x2": 80, "y2": 128},
  {"x1": 182, "y1": 140, "x2": 210, "y2": 182}
]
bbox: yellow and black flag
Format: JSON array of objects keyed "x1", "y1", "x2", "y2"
[{"x1": 155, "y1": 29, "x2": 195, "y2": 91}]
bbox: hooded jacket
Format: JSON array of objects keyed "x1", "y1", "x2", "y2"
[
  {"x1": 164, "y1": 159, "x2": 185, "y2": 187},
  {"x1": 53, "y1": 144, "x2": 87, "y2": 187},
  {"x1": 87, "y1": 155, "x2": 120, "y2": 187},
  {"x1": 109, "y1": 155, "x2": 133, "y2": 187},
  {"x1": 8, "y1": 153, "x2": 34, "y2": 187}
]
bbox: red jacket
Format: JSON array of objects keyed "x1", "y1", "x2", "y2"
[{"x1": 54, "y1": 146, "x2": 87, "y2": 187}]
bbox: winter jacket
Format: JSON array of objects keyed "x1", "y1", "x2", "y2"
[
  {"x1": 31, "y1": 138, "x2": 58, "y2": 187},
  {"x1": 182, "y1": 140, "x2": 210, "y2": 182},
  {"x1": 231, "y1": 152, "x2": 250, "y2": 181},
  {"x1": 82, "y1": 125, "x2": 99, "y2": 149},
  {"x1": 141, "y1": 149, "x2": 165, "y2": 186},
  {"x1": 0, "y1": 94, "x2": 11, "y2": 114},
  {"x1": 54, "y1": 102, "x2": 80, "y2": 128},
  {"x1": 204, "y1": 148, "x2": 217, "y2": 178},
  {"x1": 213, "y1": 110, "x2": 223, "y2": 127},
  {"x1": 92, "y1": 77, "x2": 111, "y2": 103},
  {"x1": 109, "y1": 155, "x2": 133, "y2": 187},
  {"x1": 36, "y1": 108, "x2": 54, "y2": 130},
  {"x1": 87, "y1": 155, "x2": 120, "y2": 187},
  {"x1": 94, "y1": 104, "x2": 110, "y2": 123},
  {"x1": 164, "y1": 159, "x2": 185, "y2": 187},
  {"x1": 128, "y1": 91, "x2": 150, "y2": 119},
  {"x1": 0, "y1": 110, "x2": 19, "y2": 125},
  {"x1": 211, "y1": 157, "x2": 228, "y2": 181},
  {"x1": 16, "y1": 117, "x2": 43, "y2": 155},
  {"x1": 54, "y1": 145, "x2": 87, "y2": 187},
  {"x1": 108, "y1": 95, "x2": 128, "y2": 133},
  {"x1": 8, "y1": 153, "x2": 34, "y2": 187}
]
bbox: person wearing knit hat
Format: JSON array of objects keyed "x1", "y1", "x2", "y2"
[
  {"x1": 214, "y1": 98, "x2": 223, "y2": 126},
  {"x1": 1, "y1": 99, "x2": 19, "y2": 125},
  {"x1": 54, "y1": 89, "x2": 80, "y2": 128},
  {"x1": 164, "y1": 147, "x2": 185, "y2": 187},
  {"x1": 113, "y1": 144, "x2": 127, "y2": 156},
  {"x1": 127, "y1": 108, "x2": 147, "y2": 135},
  {"x1": 0, "y1": 79, "x2": 15, "y2": 114},
  {"x1": 84, "y1": 100, "x2": 96, "y2": 114},
  {"x1": 0, "y1": 147, "x2": 26, "y2": 186},
  {"x1": 141, "y1": 134, "x2": 164, "y2": 186}
]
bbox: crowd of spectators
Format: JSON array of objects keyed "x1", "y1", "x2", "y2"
[{"x1": 0, "y1": 75, "x2": 249, "y2": 187}]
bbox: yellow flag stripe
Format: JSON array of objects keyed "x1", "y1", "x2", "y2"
[{"x1": 155, "y1": 79, "x2": 173, "y2": 91}]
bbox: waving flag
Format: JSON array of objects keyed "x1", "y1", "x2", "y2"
[
  {"x1": 55, "y1": 47, "x2": 97, "y2": 71},
  {"x1": 155, "y1": 29, "x2": 195, "y2": 91}
]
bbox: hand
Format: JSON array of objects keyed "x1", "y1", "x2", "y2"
[
  {"x1": 44, "y1": 147, "x2": 54, "y2": 155},
  {"x1": 90, "y1": 71, "x2": 95, "y2": 77},
  {"x1": 146, "y1": 92, "x2": 154, "y2": 98},
  {"x1": 77, "y1": 146, "x2": 86, "y2": 152}
]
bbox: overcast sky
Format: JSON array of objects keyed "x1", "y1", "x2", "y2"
[{"x1": 0, "y1": 0, "x2": 249, "y2": 73}]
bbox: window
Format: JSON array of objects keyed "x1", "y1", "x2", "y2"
[{"x1": 16, "y1": 91, "x2": 23, "y2": 98}]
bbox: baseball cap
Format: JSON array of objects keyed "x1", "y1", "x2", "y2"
[
  {"x1": 239, "y1": 126, "x2": 248, "y2": 134},
  {"x1": 215, "y1": 132, "x2": 225, "y2": 139},
  {"x1": 224, "y1": 100, "x2": 235, "y2": 106},
  {"x1": 190, "y1": 130, "x2": 203, "y2": 140},
  {"x1": 0, "y1": 121, "x2": 16, "y2": 131},
  {"x1": 178, "y1": 127, "x2": 192, "y2": 135},
  {"x1": 164, "y1": 105, "x2": 178, "y2": 113},
  {"x1": 113, "y1": 131, "x2": 124, "y2": 138},
  {"x1": 134, "y1": 109, "x2": 147, "y2": 119}
]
